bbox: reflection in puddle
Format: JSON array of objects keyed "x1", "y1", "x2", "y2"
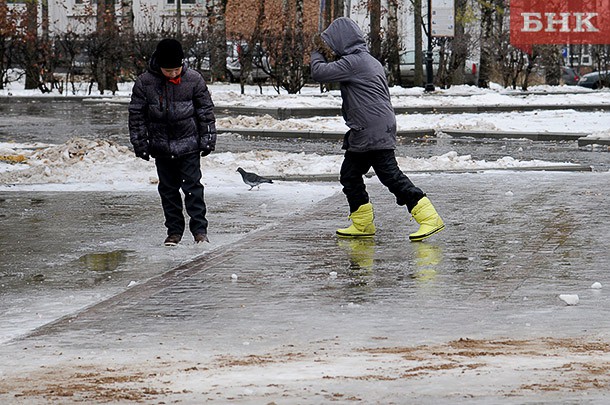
[
  {"x1": 338, "y1": 238, "x2": 376, "y2": 286},
  {"x1": 79, "y1": 250, "x2": 131, "y2": 272},
  {"x1": 411, "y1": 243, "x2": 443, "y2": 283}
]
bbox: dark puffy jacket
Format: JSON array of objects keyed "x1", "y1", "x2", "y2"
[
  {"x1": 129, "y1": 58, "x2": 216, "y2": 159},
  {"x1": 310, "y1": 17, "x2": 396, "y2": 152}
]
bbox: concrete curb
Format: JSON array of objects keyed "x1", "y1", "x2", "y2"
[
  {"x1": 3, "y1": 96, "x2": 608, "y2": 117},
  {"x1": 213, "y1": 103, "x2": 610, "y2": 119},
  {"x1": 440, "y1": 129, "x2": 587, "y2": 141},
  {"x1": 218, "y1": 127, "x2": 592, "y2": 143},
  {"x1": 578, "y1": 137, "x2": 610, "y2": 147},
  {"x1": 218, "y1": 128, "x2": 435, "y2": 140},
  {"x1": 266, "y1": 164, "x2": 592, "y2": 182}
]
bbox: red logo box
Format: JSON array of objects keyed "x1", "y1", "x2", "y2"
[{"x1": 510, "y1": 0, "x2": 610, "y2": 45}]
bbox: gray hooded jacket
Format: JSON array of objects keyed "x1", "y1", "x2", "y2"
[{"x1": 310, "y1": 17, "x2": 396, "y2": 152}]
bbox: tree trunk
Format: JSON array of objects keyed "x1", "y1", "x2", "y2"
[
  {"x1": 413, "y1": 0, "x2": 423, "y2": 87},
  {"x1": 0, "y1": 0, "x2": 7, "y2": 89},
  {"x1": 449, "y1": 0, "x2": 468, "y2": 85},
  {"x1": 324, "y1": 0, "x2": 332, "y2": 27},
  {"x1": 120, "y1": 0, "x2": 134, "y2": 40},
  {"x1": 120, "y1": 0, "x2": 134, "y2": 74},
  {"x1": 239, "y1": 0, "x2": 266, "y2": 94},
  {"x1": 292, "y1": 0, "x2": 305, "y2": 93},
  {"x1": 176, "y1": 0, "x2": 182, "y2": 40},
  {"x1": 478, "y1": 1, "x2": 494, "y2": 88},
  {"x1": 95, "y1": 0, "x2": 118, "y2": 94},
  {"x1": 369, "y1": 0, "x2": 381, "y2": 61},
  {"x1": 542, "y1": 45, "x2": 561, "y2": 85},
  {"x1": 386, "y1": 0, "x2": 400, "y2": 86},
  {"x1": 333, "y1": 0, "x2": 344, "y2": 19},
  {"x1": 281, "y1": 0, "x2": 293, "y2": 89},
  {"x1": 24, "y1": 0, "x2": 39, "y2": 90},
  {"x1": 207, "y1": 0, "x2": 228, "y2": 82}
]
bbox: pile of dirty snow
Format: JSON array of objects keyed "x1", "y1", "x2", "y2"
[{"x1": 0, "y1": 138, "x2": 576, "y2": 192}]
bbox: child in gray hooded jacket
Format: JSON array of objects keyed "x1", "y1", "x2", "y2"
[{"x1": 310, "y1": 17, "x2": 444, "y2": 241}]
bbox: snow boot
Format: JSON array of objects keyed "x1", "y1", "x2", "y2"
[
  {"x1": 409, "y1": 197, "x2": 445, "y2": 242},
  {"x1": 336, "y1": 202, "x2": 376, "y2": 238}
]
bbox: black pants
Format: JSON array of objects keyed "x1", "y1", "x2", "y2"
[
  {"x1": 155, "y1": 153, "x2": 208, "y2": 236},
  {"x1": 340, "y1": 149, "x2": 425, "y2": 213}
]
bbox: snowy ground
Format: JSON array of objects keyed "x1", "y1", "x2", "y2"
[
  {"x1": 1, "y1": 77, "x2": 610, "y2": 402},
  {"x1": 2, "y1": 79, "x2": 608, "y2": 191}
]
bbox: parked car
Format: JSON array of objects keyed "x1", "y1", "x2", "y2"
[
  {"x1": 225, "y1": 41, "x2": 271, "y2": 83},
  {"x1": 561, "y1": 66, "x2": 580, "y2": 85},
  {"x1": 398, "y1": 50, "x2": 478, "y2": 87},
  {"x1": 187, "y1": 40, "x2": 271, "y2": 83},
  {"x1": 577, "y1": 70, "x2": 610, "y2": 89}
]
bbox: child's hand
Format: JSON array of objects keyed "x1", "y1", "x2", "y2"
[{"x1": 312, "y1": 34, "x2": 336, "y2": 61}]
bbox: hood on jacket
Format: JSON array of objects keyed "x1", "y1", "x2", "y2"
[{"x1": 321, "y1": 17, "x2": 368, "y2": 57}]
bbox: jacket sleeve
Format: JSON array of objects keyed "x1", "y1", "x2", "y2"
[
  {"x1": 310, "y1": 51, "x2": 354, "y2": 83},
  {"x1": 193, "y1": 76, "x2": 217, "y2": 152},
  {"x1": 128, "y1": 79, "x2": 150, "y2": 157}
]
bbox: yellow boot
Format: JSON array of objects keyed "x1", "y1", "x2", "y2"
[
  {"x1": 337, "y1": 202, "x2": 376, "y2": 238},
  {"x1": 409, "y1": 197, "x2": 445, "y2": 241}
]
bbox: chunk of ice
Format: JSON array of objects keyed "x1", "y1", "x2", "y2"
[{"x1": 559, "y1": 294, "x2": 579, "y2": 306}]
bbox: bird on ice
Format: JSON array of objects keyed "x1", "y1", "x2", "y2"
[{"x1": 237, "y1": 167, "x2": 273, "y2": 190}]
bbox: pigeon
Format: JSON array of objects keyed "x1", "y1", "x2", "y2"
[{"x1": 237, "y1": 167, "x2": 273, "y2": 190}]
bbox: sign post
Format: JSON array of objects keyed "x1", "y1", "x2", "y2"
[{"x1": 425, "y1": 0, "x2": 455, "y2": 92}]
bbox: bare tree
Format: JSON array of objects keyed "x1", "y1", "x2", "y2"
[
  {"x1": 23, "y1": 0, "x2": 39, "y2": 89},
  {"x1": 520, "y1": 46, "x2": 540, "y2": 90},
  {"x1": 368, "y1": 0, "x2": 381, "y2": 60},
  {"x1": 333, "y1": 0, "x2": 344, "y2": 19},
  {"x1": 385, "y1": 0, "x2": 400, "y2": 86},
  {"x1": 207, "y1": 0, "x2": 228, "y2": 82},
  {"x1": 235, "y1": 0, "x2": 266, "y2": 94},
  {"x1": 477, "y1": 0, "x2": 495, "y2": 88},
  {"x1": 0, "y1": 0, "x2": 18, "y2": 89},
  {"x1": 121, "y1": 0, "x2": 134, "y2": 40},
  {"x1": 447, "y1": 0, "x2": 468, "y2": 85},
  {"x1": 412, "y1": 0, "x2": 424, "y2": 87},
  {"x1": 92, "y1": 0, "x2": 119, "y2": 94},
  {"x1": 276, "y1": 0, "x2": 306, "y2": 94},
  {"x1": 540, "y1": 45, "x2": 561, "y2": 86}
]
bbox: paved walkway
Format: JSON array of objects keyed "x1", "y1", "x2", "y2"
[{"x1": 1, "y1": 171, "x2": 610, "y2": 404}]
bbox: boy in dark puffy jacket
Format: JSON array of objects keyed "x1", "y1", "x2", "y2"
[
  {"x1": 310, "y1": 18, "x2": 444, "y2": 241},
  {"x1": 129, "y1": 39, "x2": 216, "y2": 246}
]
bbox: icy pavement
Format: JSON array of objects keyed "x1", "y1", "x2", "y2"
[{"x1": 1, "y1": 171, "x2": 610, "y2": 403}]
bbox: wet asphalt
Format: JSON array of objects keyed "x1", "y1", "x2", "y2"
[{"x1": 1, "y1": 99, "x2": 610, "y2": 403}]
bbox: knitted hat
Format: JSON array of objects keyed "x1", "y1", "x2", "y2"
[{"x1": 155, "y1": 39, "x2": 184, "y2": 69}]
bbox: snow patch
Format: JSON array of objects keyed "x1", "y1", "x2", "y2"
[{"x1": 0, "y1": 139, "x2": 577, "y2": 192}]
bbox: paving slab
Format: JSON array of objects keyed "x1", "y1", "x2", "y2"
[{"x1": 1, "y1": 171, "x2": 610, "y2": 403}]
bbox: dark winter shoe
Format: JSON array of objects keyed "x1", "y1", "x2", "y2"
[
  {"x1": 164, "y1": 234, "x2": 182, "y2": 247},
  {"x1": 194, "y1": 233, "x2": 209, "y2": 244}
]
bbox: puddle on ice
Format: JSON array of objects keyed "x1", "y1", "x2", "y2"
[{"x1": 79, "y1": 250, "x2": 132, "y2": 272}]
